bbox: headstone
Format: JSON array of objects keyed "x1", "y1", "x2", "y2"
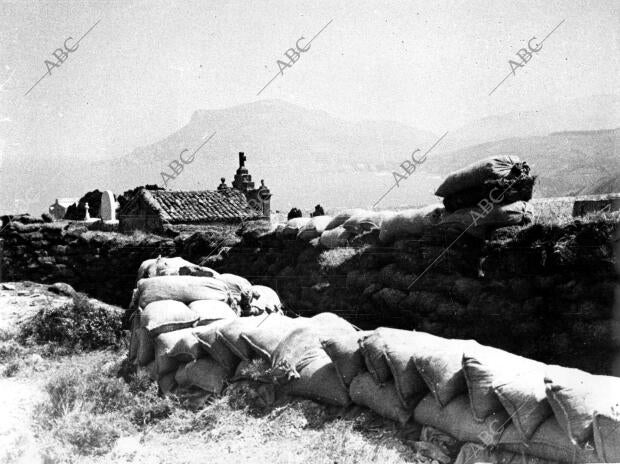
[{"x1": 100, "y1": 190, "x2": 116, "y2": 221}]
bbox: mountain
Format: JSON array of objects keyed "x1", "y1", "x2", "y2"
[{"x1": 2, "y1": 97, "x2": 619, "y2": 216}]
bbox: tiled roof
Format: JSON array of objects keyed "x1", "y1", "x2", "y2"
[{"x1": 141, "y1": 189, "x2": 262, "y2": 224}]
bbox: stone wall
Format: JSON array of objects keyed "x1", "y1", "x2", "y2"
[{"x1": 1, "y1": 218, "x2": 618, "y2": 374}]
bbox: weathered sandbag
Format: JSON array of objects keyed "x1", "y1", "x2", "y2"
[
  {"x1": 593, "y1": 411, "x2": 620, "y2": 463},
  {"x1": 325, "y1": 209, "x2": 365, "y2": 231},
  {"x1": 282, "y1": 217, "x2": 311, "y2": 238},
  {"x1": 137, "y1": 257, "x2": 158, "y2": 281},
  {"x1": 189, "y1": 300, "x2": 237, "y2": 325},
  {"x1": 462, "y1": 345, "x2": 546, "y2": 422},
  {"x1": 493, "y1": 371, "x2": 553, "y2": 441},
  {"x1": 435, "y1": 155, "x2": 526, "y2": 197},
  {"x1": 155, "y1": 327, "x2": 204, "y2": 363},
  {"x1": 141, "y1": 359, "x2": 158, "y2": 381},
  {"x1": 128, "y1": 312, "x2": 140, "y2": 362},
  {"x1": 358, "y1": 329, "x2": 398, "y2": 384},
  {"x1": 154, "y1": 351, "x2": 179, "y2": 378},
  {"x1": 282, "y1": 354, "x2": 351, "y2": 407},
  {"x1": 249, "y1": 285, "x2": 283, "y2": 314},
  {"x1": 137, "y1": 276, "x2": 230, "y2": 308},
  {"x1": 216, "y1": 315, "x2": 269, "y2": 360},
  {"x1": 192, "y1": 318, "x2": 240, "y2": 371},
  {"x1": 128, "y1": 288, "x2": 140, "y2": 310},
  {"x1": 174, "y1": 357, "x2": 230, "y2": 394},
  {"x1": 437, "y1": 200, "x2": 533, "y2": 237},
  {"x1": 321, "y1": 331, "x2": 371, "y2": 389},
  {"x1": 153, "y1": 257, "x2": 203, "y2": 276},
  {"x1": 135, "y1": 327, "x2": 155, "y2": 366},
  {"x1": 271, "y1": 314, "x2": 356, "y2": 382},
  {"x1": 342, "y1": 210, "x2": 393, "y2": 234},
  {"x1": 158, "y1": 371, "x2": 176, "y2": 395},
  {"x1": 544, "y1": 366, "x2": 620, "y2": 448},
  {"x1": 319, "y1": 226, "x2": 352, "y2": 248},
  {"x1": 240, "y1": 314, "x2": 307, "y2": 361},
  {"x1": 139, "y1": 300, "x2": 198, "y2": 335},
  {"x1": 378, "y1": 204, "x2": 444, "y2": 243},
  {"x1": 499, "y1": 418, "x2": 600, "y2": 463},
  {"x1": 454, "y1": 442, "x2": 555, "y2": 464},
  {"x1": 414, "y1": 394, "x2": 509, "y2": 445},
  {"x1": 349, "y1": 372, "x2": 411, "y2": 424},
  {"x1": 297, "y1": 215, "x2": 333, "y2": 241},
  {"x1": 215, "y1": 273, "x2": 252, "y2": 301}
]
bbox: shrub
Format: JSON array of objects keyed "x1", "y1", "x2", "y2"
[
  {"x1": 57, "y1": 411, "x2": 122, "y2": 455},
  {"x1": 21, "y1": 292, "x2": 124, "y2": 351}
]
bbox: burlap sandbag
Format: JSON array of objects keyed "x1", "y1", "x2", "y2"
[
  {"x1": 493, "y1": 371, "x2": 553, "y2": 442},
  {"x1": 545, "y1": 365, "x2": 620, "y2": 448},
  {"x1": 454, "y1": 442, "x2": 556, "y2": 464},
  {"x1": 128, "y1": 312, "x2": 140, "y2": 362},
  {"x1": 153, "y1": 257, "x2": 209, "y2": 277},
  {"x1": 135, "y1": 327, "x2": 155, "y2": 366},
  {"x1": 414, "y1": 338, "x2": 479, "y2": 407},
  {"x1": 283, "y1": 353, "x2": 351, "y2": 407},
  {"x1": 282, "y1": 218, "x2": 311, "y2": 238},
  {"x1": 378, "y1": 204, "x2": 444, "y2": 243},
  {"x1": 155, "y1": 327, "x2": 204, "y2": 363},
  {"x1": 189, "y1": 300, "x2": 237, "y2": 325},
  {"x1": 435, "y1": 155, "x2": 526, "y2": 197},
  {"x1": 319, "y1": 226, "x2": 352, "y2": 249},
  {"x1": 325, "y1": 209, "x2": 365, "y2": 231},
  {"x1": 192, "y1": 318, "x2": 240, "y2": 371},
  {"x1": 137, "y1": 257, "x2": 158, "y2": 281},
  {"x1": 499, "y1": 418, "x2": 600, "y2": 463},
  {"x1": 297, "y1": 215, "x2": 333, "y2": 241},
  {"x1": 593, "y1": 411, "x2": 620, "y2": 463},
  {"x1": 137, "y1": 276, "x2": 229, "y2": 308},
  {"x1": 216, "y1": 315, "x2": 269, "y2": 360},
  {"x1": 414, "y1": 394, "x2": 509, "y2": 445},
  {"x1": 215, "y1": 273, "x2": 252, "y2": 303},
  {"x1": 249, "y1": 285, "x2": 283, "y2": 314},
  {"x1": 321, "y1": 331, "x2": 371, "y2": 389},
  {"x1": 240, "y1": 314, "x2": 307, "y2": 361},
  {"x1": 342, "y1": 210, "x2": 393, "y2": 234},
  {"x1": 349, "y1": 372, "x2": 412, "y2": 424},
  {"x1": 139, "y1": 300, "x2": 198, "y2": 335},
  {"x1": 174, "y1": 357, "x2": 231, "y2": 394},
  {"x1": 271, "y1": 314, "x2": 356, "y2": 382},
  {"x1": 462, "y1": 345, "x2": 547, "y2": 423},
  {"x1": 158, "y1": 371, "x2": 176, "y2": 395}
]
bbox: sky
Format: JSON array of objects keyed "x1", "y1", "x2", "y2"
[{"x1": 0, "y1": 0, "x2": 618, "y2": 172}]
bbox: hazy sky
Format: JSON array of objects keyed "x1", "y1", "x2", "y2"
[{"x1": 0, "y1": 0, "x2": 618, "y2": 169}]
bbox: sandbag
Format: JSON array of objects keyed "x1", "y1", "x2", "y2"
[
  {"x1": 499, "y1": 418, "x2": 600, "y2": 463},
  {"x1": 137, "y1": 276, "x2": 230, "y2": 308},
  {"x1": 494, "y1": 371, "x2": 553, "y2": 442},
  {"x1": 321, "y1": 331, "x2": 371, "y2": 389},
  {"x1": 593, "y1": 411, "x2": 620, "y2": 463},
  {"x1": 153, "y1": 257, "x2": 205, "y2": 277},
  {"x1": 544, "y1": 366, "x2": 620, "y2": 448},
  {"x1": 155, "y1": 327, "x2": 204, "y2": 363},
  {"x1": 283, "y1": 354, "x2": 351, "y2": 407},
  {"x1": 216, "y1": 315, "x2": 269, "y2": 360},
  {"x1": 462, "y1": 345, "x2": 546, "y2": 423},
  {"x1": 414, "y1": 338, "x2": 478, "y2": 407},
  {"x1": 189, "y1": 300, "x2": 237, "y2": 325},
  {"x1": 325, "y1": 209, "x2": 365, "y2": 231},
  {"x1": 342, "y1": 210, "x2": 393, "y2": 234},
  {"x1": 282, "y1": 217, "x2": 311, "y2": 238},
  {"x1": 454, "y1": 442, "x2": 555, "y2": 464},
  {"x1": 192, "y1": 318, "x2": 240, "y2": 371},
  {"x1": 378, "y1": 204, "x2": 444, "y2": 243},
  {"x1": 435, "y1": 155, "x2": 526, "y2": 197},
  {"x1": 414, "y1": 394, "x2": 509, "y2": 445},
  {"x1": 139, "y1": 300, "x2": 198, "y2": 335},
  {"x1": 349, "y1": 372, "x2": 411, "y2": 424},
  {"x1": 297, "y1": 215, "x2": 333, "y2": 241},
  {"x1": 136, "y1": 257, "x2": 158, "y2": 281},
  {"x1": 158, "y1": 371, "x2": 176, "y2": 395},
  {"x1": 319, "y1": 226, "x2": 352, "y2": 248},
  {"x1": 248, "y1": 285, "x2": 283, "y2": 314},
  {"x1": 154, "y1": 351, "x2": 179, "y2": 378},
  {"x1": 128, "y1": 312, "x2": 140, "y2": 362},
  {"x1": 174, "y1": 357, "x2": 230, "y2": 394},
  {"x1": 135, "y1": 327, "x2": 155, "y2": 366},
  {"x1": 240, "y1": 314, "x2": 306, "y2": 361},
  {"x1": 271, "y1": 314, "x2": 356, "y2": 382},
  {"x1": 437, "y1": 200, "x2": 533, "y2": 237},
  {"x1": 128, "y1": 288, "x2": 139, "y2": 310},
  {"x1": 358, "y1": 329, "x2": 398, "y2": 384},
  {"x1": 215, "y1": 273, "x2": 252, "y2": 302}
]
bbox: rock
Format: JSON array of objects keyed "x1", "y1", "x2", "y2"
[{"x1": 48, "y1": 282, "x2": 76, "y2": 297}]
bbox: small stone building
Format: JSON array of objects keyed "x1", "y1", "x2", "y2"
[{"x1": 49, "y1": 198, "x2": 78, "y2": 220}]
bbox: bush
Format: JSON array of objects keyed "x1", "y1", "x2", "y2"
[
  {"x1": 21, "y1": 293, "x2": 124, "y2": 351},
  {"x1": 56, "y1": 411, "x2": 122, "y2": 455}
]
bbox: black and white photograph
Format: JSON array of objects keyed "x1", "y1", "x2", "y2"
[{"x1": 0, "y1": 1, "x2": 619, "y2": 462}]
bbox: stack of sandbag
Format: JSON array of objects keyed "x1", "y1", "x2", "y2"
[
  {"x1": 435, "y1": 155, "x2": 535, "y2": 212},
  {"x1": 434, "y1": 156, "x2": 535, "y2": 237},
  {"x1": 378, "y1": 204, "x2": 445, "y2": 243},
  {"x1": 316, "y1": 209, "x2": 393, "y2": 248},
  {"x1": 296, "y1": 215, "x2": 332, "y2": 241},
  {"x1": 136, "y1": 256, "x2": 220, "y2": 282},
  {"x1": 280, "y1": 217, "x2": 311, "y2": 239}
]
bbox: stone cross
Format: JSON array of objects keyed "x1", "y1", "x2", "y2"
[{"x1": 100, "y1": 190, "x2": 116, "y2": 221}]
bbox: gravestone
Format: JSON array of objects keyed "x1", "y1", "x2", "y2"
[{"x1": 100, "y1": 190, "x2": 117, "y2": 221}]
